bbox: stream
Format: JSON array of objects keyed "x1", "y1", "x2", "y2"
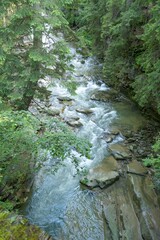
[{"x1": 25, "y1": 45, "x2": 160, "y2": 240}]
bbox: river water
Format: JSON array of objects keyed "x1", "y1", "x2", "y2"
[{"x1": 25, "y1": 45, "x2": 160, "y2": 240}]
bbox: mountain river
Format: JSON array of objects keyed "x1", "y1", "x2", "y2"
[{"x1": 25, "y1": 44, "x2": 160, "y2": 240}]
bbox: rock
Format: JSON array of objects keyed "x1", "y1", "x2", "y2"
[
  {"x1": 66, "y1": 120, "x2": 83, "y2": 127},
  {"x1": 91, "y1": 91, "x2": 112, "y2": 102},
  {"x1": 129, "y1": 145, "x2": 134, "y2": 152},
  {"x1": 67, "y1": 116, "x2": 80, "y2": 121},
  {"x1": 109, "y1": 127, "x2": 120, "y2": 135},
  {"x1": 57, "y1": 96, "x2": 73, "y2": 101},
  {"x1": 38, "y1": 78, "x2": 50, "y2": 88},
  {"x1": 109, "y1": 143, "x2": 131, "y2": 160},
  {"x1": 47, "y1": 107, "x2": 60, "y2": 116},
  {"x1": 80, "y1": 156, "x2": 119, "y2": 189},
  {"x1": 106, "y1": 136, "x2": 113, "y2": 143},
  {"x1": 76, "y1": 108, "x2": 93, "y2": 114},
  {"x1": 121, "y1": 130, "x2": 133, "y2": 138},
  {"x1": 110, "y1": 131, "x2": 119, "y2": 136},
  {"x1": 128, "y1": 174, "x2": 160, "y2": 239},
  {"x1": 81, "y1": 60, "x2": 85, "y2": 64},
  {"x1": 127, "y1": 160, "x2": 148, "y2": 176},
  {"x1": 90, "y1": 89, "x2": 118, "y2": 102},
  {"x1": 127, "y1": 137, "x2": 135, "y2": 143},
  {"x1": 81, "y1": 170, "x2": 119, "y2": 189}
]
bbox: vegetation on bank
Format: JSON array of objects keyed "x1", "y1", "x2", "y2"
[
  {"x1": 0, "y1": 108, "x2": 90, "y2": 238},
  {"x1": 65, "y1": 0, "x2": 160, "y2": 115},
  {"x1": 0, "y1": 209, "x2": 50, "y2": 240},
  {"x1": 144, "y1": 136, "x2": 160, "y2": 190},
  {"x1": 0, "y1": 109, "x2": 90, "y2": 208}
]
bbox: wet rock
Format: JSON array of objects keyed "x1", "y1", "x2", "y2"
[
  {"x1": 128, "y1": 174, "x2": 160, "y2": 239},
  {"x1": 129, "y1": 145, "x2": 134, "y2": 152},
  {"x1": 109, "y1": 143, "x2": 132, "y2": 160},
  {"x1": 38, "y1": 78, "x2": 50, "y2": 88},
  {"x1": 57, "y1": 96, "x2": 73, "y2": 101},
  {"x1": 91, "y1": 91, "x2": 111, "y2": 102},
  {"x1": 81, "y1": 60, "x2": 85, "y2": 64},
  {"x1": 99, "y1": 172, "x2": 160, "y2": 240},
  {"x1": 91, "y1": 90, "x2": 117, "y2": 102},
  {"x1": 127, "y1": 160, "x2": 148, "y2": 176},
  {"x1": 66, "y1": 120, "x2": 83, "y2": 127},
  {"x1": 81, "y1": 170, "x2": 119, "y2": 189},
  {"x1": 66, "y1": 115, "x2": 80, "y2": 121},
  {"x1": 80, "y1": 156, "x2": 119, "y2": 189},
  {"x1": 106, "y1": 136, "x2": 113, "y2": 143},
  {"x1": 47, "y1": 107, "x2": 60, "y2": 116},
  {"x1": 109, "y1": 127, "x2": 120, "y2": 135},
  {"x1": 76, "y1": 108, "x2": 93, "y2": 115}
]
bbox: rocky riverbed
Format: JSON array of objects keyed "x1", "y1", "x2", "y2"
[{"x1": 26, "y1": 46, "x2": 160, "y2": 240}]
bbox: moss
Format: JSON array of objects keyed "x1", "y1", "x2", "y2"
[{"x1": 0, "y1": 210, "x2": 50, "y2": 240}]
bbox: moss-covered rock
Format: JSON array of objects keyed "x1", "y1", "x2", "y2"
[{"x1": 0, "y1": 210, "x2": 51, "y2": 240}]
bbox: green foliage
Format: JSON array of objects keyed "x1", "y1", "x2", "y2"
[
  {"x1": 71, "y1": 0, "x2": 160, "y2": 114},
  {"x1": 0, "y1": 110, "x2": 39, "y2": 206},
  {"x1": 0, "y1": 110, "x2": 91, "y2": 208},
  {"x1": 133, "y1": 2, "x2": 160, "y2": 113},
  {"x1": 61, "y1": 79, "x2": 78, "y2": 94},
  {"x1": 0, "y1": 209, "x2": 48, "y2": 240},
  {"x1": 0, "y1": 0, "x2": 72, "y2": 110},
  {"x1": 38, "y1": 118, "x2": 91, "y2": 160},
  {"x1": 144, "y1": 135, "x2": 160, "y2": 189}
]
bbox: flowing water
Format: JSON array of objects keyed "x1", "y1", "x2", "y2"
[{"x1": 25, "y1": 45, "x2": 160, "y2": 240}]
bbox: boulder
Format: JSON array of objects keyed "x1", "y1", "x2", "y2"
[
  {"x1": 109, "y1": 143, "x2": 131, "y2": 160},
  {"x1": 90, "y1": 89, "x2": 118, "y2": 102},
  {"x1": 47, "y1": 107, "x2": 60, "y2": 116},
  {"x1": 91, "y1": 92, "x2": 112, "y2": 102},
  {"x1": 80, "y1": 156, "x2": 119, "y2": 189},
  {"x1": 66, "y1": 120, "x2": 83, "y2": 127},
  {"x1": 57, "y1": 96, "x2": 73, "y2": 101},
  {"x1": 106, "y1": 136, "x2": 113, "y2": 143},
  {"x1": 76, "y1": 108, "x2": 93, "y2": 115},
  {"x1": 127, "y1": 160, "x2": 148, "y2": 176}
]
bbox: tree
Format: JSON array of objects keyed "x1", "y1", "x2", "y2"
[
  {"x1": 73, "y1": 0, "x2": 160, "y2": 114},
  {"x1": 0, "y1": 110, "x2": 91, "y2": 207},
  {"x1": 133, "y1": 1, "x2": 160, "y2": 114},
  {"x1": 0, "y1": 0, "x2": 72, "y2": 110}
]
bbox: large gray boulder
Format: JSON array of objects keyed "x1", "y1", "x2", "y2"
[
  {"x1": 80, "y1": 156, "x2": 119, "y2": 189},
  {"x1": 91, "y1": 89, "x2": 118, "y2": 102},
  {"x1": 76, "y1": 108, "x2": 93, "y2": 115},
  {"x1": 127, "y1": 160, "x2": 148, "y2": 176},
  {"x1": 57, "y1": 96, "x2": 73, "y2": 101},
  {"x1": 109, "y1": 143, "x2": 132, "y2": 160}
]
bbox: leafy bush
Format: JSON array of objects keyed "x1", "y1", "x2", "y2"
[
  {"x1": 0, "y1": 110, "x2": 39, "y2": 206},
  {"x1": 144, "y1": 135, "x2": 160, "y2": 189},
  {"x1": 0, "y1": 209, "x2": 48, "y2": 240},
  {"x1": 0, "y1": 110, "x2": 91, "y2": 208}
]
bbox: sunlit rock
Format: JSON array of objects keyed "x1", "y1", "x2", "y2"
[
  {"x1": 109, "y1": 143, "x2": 132, "y2": 160},
  {"x1": 46, "y1": 107, "x2": 60, "y2": 116},
  {"x1": 76, "y1": 108, "x2": 93, "y2": 114},
  {"x1": 80, "y1": 156, "x2": 119, "y2": 189},
  {"x1": 66, "y1": 120, "x2": 83, "y2": 127},
  {"x1": 127, "y1": 160, "x2": 148, "y2": 176},
  {"x1": 57, "y1": 96, "x2": 73, "y2": 101}
]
